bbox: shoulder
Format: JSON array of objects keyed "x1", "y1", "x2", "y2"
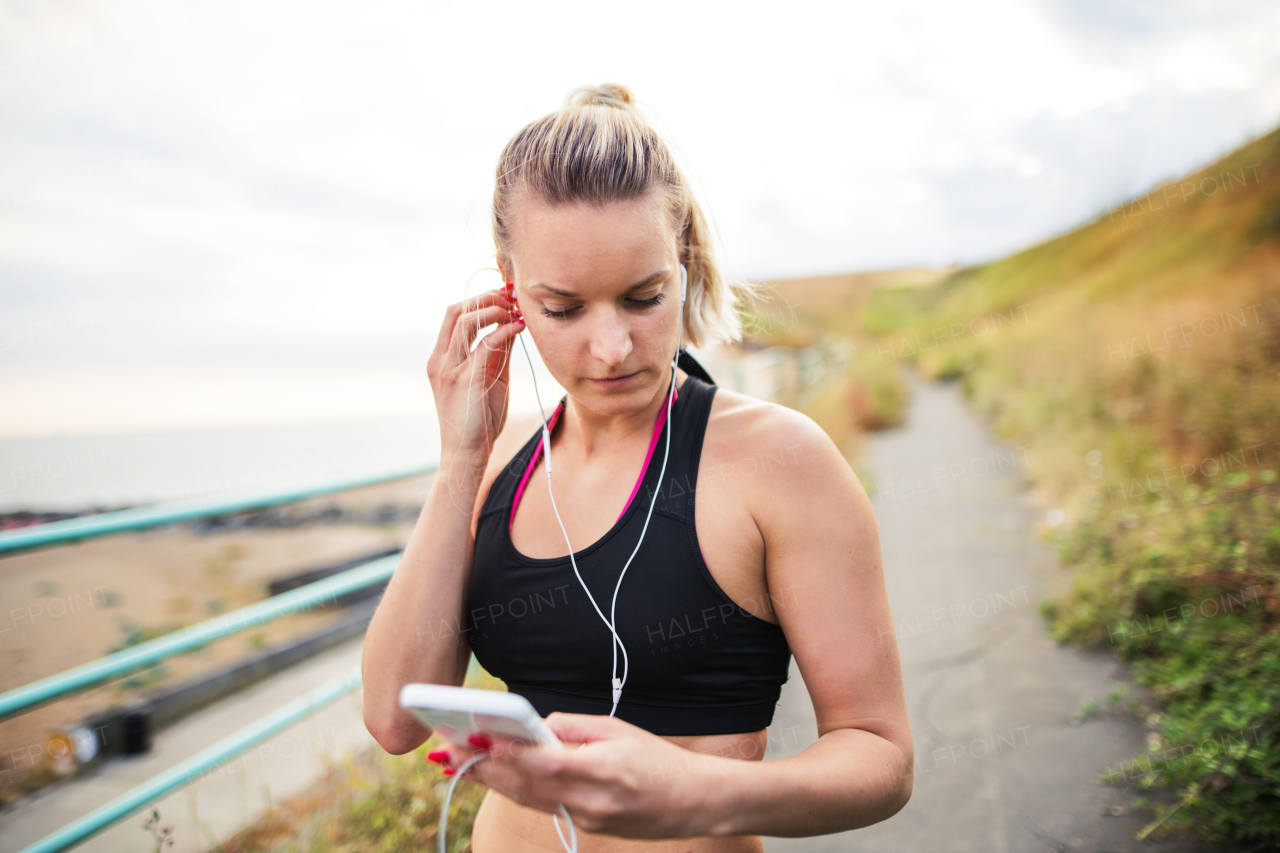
[
  {"x1": 702, "y1": 386, "x2": 872, "y2": 535},
  {"x1": 703, "y1": 386, "x2": 848, "y2": 482}
]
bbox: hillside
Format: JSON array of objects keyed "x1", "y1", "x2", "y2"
[
  {"x1": 858, "y1": 126, "x2": 1280, "y2": 844},
  {"x1": 863, "y1": 128, "x2": 1280, "y2": 490}
]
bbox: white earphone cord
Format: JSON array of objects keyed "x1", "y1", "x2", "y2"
[
  {"x1": 439, "y1": 265, "x2": 687, "y2": 853},
  {"x1": 439, "y1": 753, "x2": 577, "y2": 853}
]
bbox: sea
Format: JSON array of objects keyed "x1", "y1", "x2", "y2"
[
  {"x1": 0, "y1": 417, "x2": 441, "y2": 513},
  {"x1": 0, "y1": 346, "x2": 760, "y2": 514}
]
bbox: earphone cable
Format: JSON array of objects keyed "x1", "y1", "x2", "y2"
[
  {"x1": 438, "y1": 753, "x2": 488, "y2": 853},
  {"x1": 609, "y1": 306, "x2": 682, "y2": 693},
  {"x1": 516, "y1": 334, "x2": 630, "y2": 699},
  {"x1": 514, "y1": 265, "x2": 684, "y2": 715},
  {"x1": 483, "y1": 266, "x2": 686, "y2": 853},
  {"x1": 436, "y1": 752, "x2": 578, "y2": 853}
]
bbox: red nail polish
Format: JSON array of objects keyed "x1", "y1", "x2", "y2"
[
  {"x1": 467, "y1": 733, "x2": 493, "y2": 750},
  {"x1": 442, "y1": 767, "x2": 455, "y2": 776},
  {"x1": 427, "y1": 750, "x2": 450, "y2": 764}
]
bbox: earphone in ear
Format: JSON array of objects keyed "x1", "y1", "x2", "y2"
[{"x1": 504, "y1": 281, "x2": 522, "y2": 323}]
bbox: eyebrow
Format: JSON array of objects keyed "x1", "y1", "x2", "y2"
[{"x1": 530, "y1": 269, "x2": 668, "y2": 298}]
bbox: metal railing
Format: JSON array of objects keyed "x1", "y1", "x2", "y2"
[
  {"x1": 0, "y1": 466, "x2": 431, "y2": 852},
  {"x1": 0, "y1": 554, "x2": 399, "y2": 722},
  {"x1": 18, "y1": 669, "x2": 363, "y2": 853},
  {"x1": 0, "y1": 464, "x2": 435, "y2": 556}
]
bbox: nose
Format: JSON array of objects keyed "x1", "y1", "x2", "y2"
[{"x1": 587, "y1": 306, "x2": 633, "y2": 368}]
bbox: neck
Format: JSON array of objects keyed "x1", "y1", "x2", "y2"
[{"x1": 559, "y1": 367, "x2": 686, "y2": 458}]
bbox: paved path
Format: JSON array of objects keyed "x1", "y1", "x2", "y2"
[
  {"x1": 763, "y1": 375, "x2": 1231, "y2": 853},
  {"x1": 0, "y1": 637, "x2": 373, "y2": 853}
]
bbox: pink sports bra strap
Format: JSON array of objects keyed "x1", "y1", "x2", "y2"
[{"x1": 618, "y1": 385, "x2": 677, "y2": 522}]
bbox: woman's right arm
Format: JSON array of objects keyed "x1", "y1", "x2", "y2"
[{"x1": 362, "y1": 288, "x2": 524, "y2": 755}]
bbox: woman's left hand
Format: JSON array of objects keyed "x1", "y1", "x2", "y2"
[{"x1": 438, "y1": 713, "x2": 723, "y2": 839}]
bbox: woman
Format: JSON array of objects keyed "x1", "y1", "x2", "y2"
[{"x1": 362, "y1": 84, "x2": 912, "y2": 851}]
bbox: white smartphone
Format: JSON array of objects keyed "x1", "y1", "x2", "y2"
[{"x1": 399, "y1": 684, "x2": 562, "y2": 749}]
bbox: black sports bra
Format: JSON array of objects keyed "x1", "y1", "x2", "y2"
[{"x1": 466, "y1": 375, "x2": 792, "y2": 736}]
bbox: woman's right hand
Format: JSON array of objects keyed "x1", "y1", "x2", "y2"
[{"x1": 426, "y1": 288, "x2": 525, "y2": 464}]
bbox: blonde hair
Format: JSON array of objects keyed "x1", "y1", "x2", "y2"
[{"x1": 492, "y1": 84, "x2": 751, "y2": 347}]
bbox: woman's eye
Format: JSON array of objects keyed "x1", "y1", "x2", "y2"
[
  {"x1": 628, "y1": 292, "x2": 665, "y2": 309},
  {"x1": 539, "y1": 292, "x2": 663, "y2": 319}
]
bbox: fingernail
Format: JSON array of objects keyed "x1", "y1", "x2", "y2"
[
  {"x1": 467, "y1": 733, "x2": 493, "y2": 750},
  {"x1": 442, "y1": 767, "x2": 456, "y2": 777},
  {"x1": 427, "y1": 750, "x2": 450, "y2": 764}
]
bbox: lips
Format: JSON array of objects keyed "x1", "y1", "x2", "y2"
[{"x1": 589, "y1": 371, "x2": 640, "y2": 388}]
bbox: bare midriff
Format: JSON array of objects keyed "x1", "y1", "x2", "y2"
[{"x1": 469, "y1": 729, "x2": 769, "y2": 853}]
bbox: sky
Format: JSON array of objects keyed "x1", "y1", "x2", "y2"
[{"x1": 2, "y1": 0, "x2": 1279, "y2": 437}]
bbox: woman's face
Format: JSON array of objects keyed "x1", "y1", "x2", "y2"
[{"x1": 503, "y1": 191, "x2": 683, "y2": 418}]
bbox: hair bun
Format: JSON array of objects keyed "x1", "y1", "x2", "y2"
[{"x1": 567, "y1": 83, "x2": 635, "y2": 109}]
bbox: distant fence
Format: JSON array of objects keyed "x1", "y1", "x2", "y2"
[{"x1": 716, "y1": 343, "x2": 847, "y2": 408}]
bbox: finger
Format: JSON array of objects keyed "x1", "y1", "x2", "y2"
[
  {"x1": 425, "y1": 742, "x2": 480, "y2": 769},
  {"x1": 479, "y1": 733, "x2": 573, "y2": 774},
  {"x1": 448, "y1": 305, "x2": 515, "y2": 362},
  {"x1": 476, "y1": 315, "x2": 524, "y2": 365},
  {"x1": 461, "y1": 746, "x2": 568, "y2": 812},
  {"x1": 544, "y1": 712, "x2": 632, "y2": 746},
  {"x1": 478, "y1": 323, "x2": 519, "y2": 399},
  {"x1": 433, "y1": 291, "x2": 511, "y2": 356}
]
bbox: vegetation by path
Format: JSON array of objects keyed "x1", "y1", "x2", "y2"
[{"x1": 856, "y1": 127, "x2": 1280, "y2": 845}]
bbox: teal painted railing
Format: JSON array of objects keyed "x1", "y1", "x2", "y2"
[
  {"x1": 0, "y1": 554, "x2": 399, "y2": 722},
  {"x1": 17, "y1": 668, "x2": 363, "y2": 853},
  {"x1": 0, "y1": 463, "x2": 430, "y2": 850},
  {"x1": 0, "y1": 465, "x2": 434, "y2": 556}
]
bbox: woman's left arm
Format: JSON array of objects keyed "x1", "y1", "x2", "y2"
[
  {"x1": 462, "y1": 409, "x2": 913, "y2": 838},
  {"x1": 695, "y1": 406, "x2": 914, "y2": 835}
]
